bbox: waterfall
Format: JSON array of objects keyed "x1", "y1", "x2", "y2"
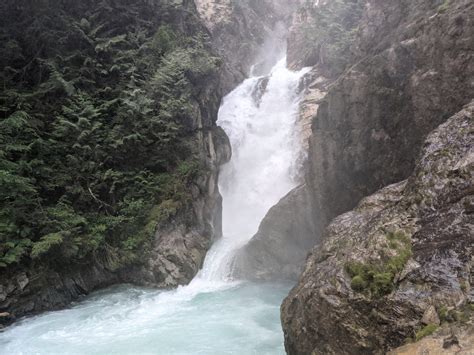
[
  {"x1": 196, "y1": 58, "x2": 310, "y2": 282},
  {"x1": 0, "y1": 58, "x2": 310, "y2": 355}
]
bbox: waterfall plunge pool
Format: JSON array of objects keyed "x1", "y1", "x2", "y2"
[{"x1": 0, "y1": 281, "x2": 291, "y2": 354}]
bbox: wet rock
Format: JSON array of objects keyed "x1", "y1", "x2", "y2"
[
  {"x1": 286, "y1": 0, "x2": 474, "y2": 256},
  {"x1": 16, "y1": 273, "x2": 29, "y2": 291},
  {"x1": 233, "y1": 184, "x2": 317, "y2": 281},
  {"x1": 443, "y1": 334, "x2": 460, "y2": 349},
  {"x1": 388, "y1": 323, "x2": 473, "y2": 355},
  {"x1": 281, "y1": 102, "x2": 474, "y2": 354},
  {"x1": 0, "y1": 312, "x2": 15, "y2": 328}
]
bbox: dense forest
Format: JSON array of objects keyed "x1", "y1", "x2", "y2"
[{"x1": 0, "y1": 0, "x2": 220, "y2": 271}]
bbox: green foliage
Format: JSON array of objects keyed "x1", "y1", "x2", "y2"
[
  {"x1": 350, "y1": 275, "x2": 367, "y2": 291},
  {"x1": 0, "y1": 0, "x2": 219, "y2": 268},
  {"x1": 438, "y1": 0, "x2": 451, "y2": 13},
  {"x1": 298, "y1": 0, "x2": 364, "y2": 77},
  {"x1": 415, "y1": 324, "x2": 438, "y2": 341},
  {"x1": 438, "y1": 306, "x2": 449, "y2": 322},
  {"x1": 345, "y1": 231, "x2": 412, "y2": 297},
  {"x1": 438, "y1": 304, "x2": 474, "y2": 324},
  {"x1": 386, "y1": 230, "x2": 411, "y2": 245},
  {"x1": 31, "y1": 233, "x2": 64, "y2": 259}
]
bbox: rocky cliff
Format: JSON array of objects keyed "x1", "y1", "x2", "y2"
[
  {"x1": 276, "y1": 0, "x2": 474, "y2": 353},
  {"x1": 238, "y1": 0, "x2": 473, "y2": 280},
  {"x1": 304, "y1": 0, "x2": 474, "y2": 237},
  {"x1": 233, "y1": 184, "x2": 317, "y2": 281},
  {"x1": 282, "y1": 100, "x2": 473, "y2": 354},
  {"x1": 0, "y1": 0, "x2": 234, "y2": 326}
]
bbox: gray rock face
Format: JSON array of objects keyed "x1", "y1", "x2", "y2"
[
  {"x1": 0, "y1": 262, "x2": 120, "y2": 324},
  {"x1": 304, "y1": 0, "x2": 474, "y2": 242},
  {"x1": 281, "y1": 102, "x2": 474, "y2": 354},
  {"x1": 132, "y1": 127, "x2": 231, "y2": 288},
  {"x1": 243, "y1": 0, "x2": 473, "y2": 286},
  {"x1": 233, "y1": 184, "x2": 317, "y2": 281}
]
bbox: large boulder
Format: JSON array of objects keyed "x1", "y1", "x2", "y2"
[
  {"x1": 233, "y1": 184, "x2": 317, "y2": 281},
  {"x1": 281, "y1": 101, "x2": 474, "y2": 354}
]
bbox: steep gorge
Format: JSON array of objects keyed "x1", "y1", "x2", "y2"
[
  {"x1": 0, "y1": 0, "x2": 472, "y2": 353},
  {"x1": 0, "y1": 0, "x2": 295, "y2": 326},
  {"x1": 256, "y1": 0, "x2": 473, "y2": 353}
]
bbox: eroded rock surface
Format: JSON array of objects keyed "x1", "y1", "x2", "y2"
[
  {"x1": 238, "y1": 0, "x2": 473, "y2": 285},
  {"x1": 233, "y1": 184, "x2": 317, "y2": 281},
  {"x1": 388, "y1": 323, "x2": 474, "y2": 355},
  {"x1": 281, "y1": 102, "x2": 474, "y2": 354},
  {"x1": 304, "y1": 0, "x2": 474, "y2": 241}
]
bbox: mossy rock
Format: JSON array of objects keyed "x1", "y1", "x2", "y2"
[{"x1": 415, "y1": 324, "x2": 438, "y2": 341}]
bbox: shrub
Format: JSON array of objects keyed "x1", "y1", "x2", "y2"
[
  {"x1": 345, "y1": 231, "x2": 412, "y2": 297},
  {"x1": 415, "y1": 324, "x2": 438, "y2": 341},
  {"x1": 350, "y1": 275, "x2": 367, "y2": 291}
]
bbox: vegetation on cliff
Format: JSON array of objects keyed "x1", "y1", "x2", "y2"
[
  {"x1": 292, "y1": 0, "x2": 364, "y2": 75},
  {"x1": 0, "y1": 0, "x2": 220, "y2": 270}
]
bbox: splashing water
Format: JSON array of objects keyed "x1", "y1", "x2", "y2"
[
  {"x1": 198, "y1": 58, "x2": 309, "y2": 282},
  {"x1": 0, "y1": 59, "x2": 309, "y2": 355}
]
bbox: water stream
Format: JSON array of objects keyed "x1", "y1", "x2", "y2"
[{"x1": 0, "y1": 58, "x2": 309, "y2": 355}]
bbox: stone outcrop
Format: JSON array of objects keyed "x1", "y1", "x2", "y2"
[
  {"x1": 304, "y1": 0, "x2": 474, "y2": 242},
  {"x1": 388, "y1": 322, "x2": 474, "y2": 355},
  {"x1": 244, "y1": 0, "x2": 473, "y2": 284},
  {"x1": 281, "y1": 101, "x2": 474, "y2": 354},
  {"x1": 233, "y1": 184, "x2": 316, "y2": 281},
  {"x1": 133, "y1": 126, "x2": 231, "y2": 288}
]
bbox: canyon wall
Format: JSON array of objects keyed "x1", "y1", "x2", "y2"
[
  {"x1": 276, "y1": 0, "x2": 474, "y2": 353},
  {"x1": 282, "y1": 101, "x2": 473, "y2": 353},
  {"x1": 230, "y1": 0, "x2": 473, "y2": 352}
]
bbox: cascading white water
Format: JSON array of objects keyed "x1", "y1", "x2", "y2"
[
  {"x1": 0, "y1": 59, "x2": 309, "y2": 355},
  {"x1": 198, "y1": 58, "x2": 309, "y2": 282}
]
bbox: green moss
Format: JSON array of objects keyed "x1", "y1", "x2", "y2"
[
  {"x1": 345, "y1": 231, "x2": 412, "y2": 297},
  {"x1": 388, "y1": 240, "x2": 399, "y2": 249},
  {"x1": 415, "y1": 324, "x2": 438, "y2": 341},
  {"x1": 438, "y1": 0, "x2": 450, "y2": 13},
  {"x1": 438, "y1": 306, "x2": 448, "y2": 323},
  {"x1": 351, "y1": 275, "x2": 368, "y2": 291},
  {"x1": 386, "y1": 231, "x2": 411, "y2": 245},
  {"x1": 372, "y1": 272, "x2": 394, "y2": 296}
]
